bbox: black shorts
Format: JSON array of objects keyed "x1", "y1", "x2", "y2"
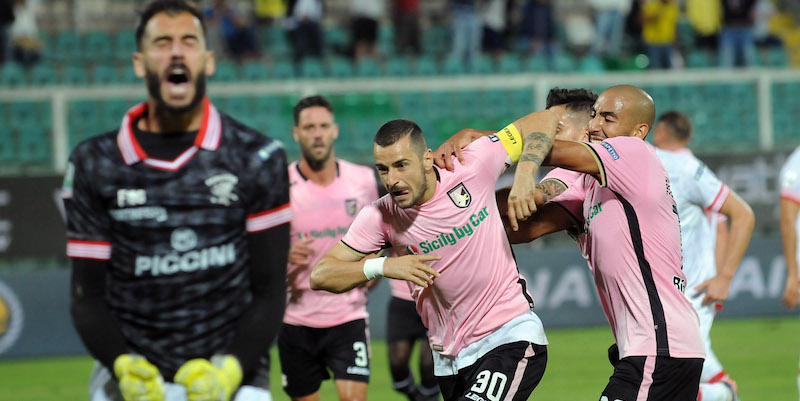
[
  {"x1": 277, "y1": 319, "x2": 370, "y2": 397},
  {"x1": 352, "y1": 17, "x2": 378, "y2": 43},
  {"x1": 438, "y1": 341, "x2": 547, "y2": 401},
  {"x1": 601, "y1": 351, "x2": 703, "y2": 401},
  {"x1": 387, "y1": 297, "x2": 428, "y2": 343}
]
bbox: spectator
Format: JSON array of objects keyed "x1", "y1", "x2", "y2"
[
  {"x1": 687, "y1": 0, "x2": 722, "y2": 50},
  {"x1": 719, "y1": 0, "x2": 757, "y2": 67},
  {"x1": 9, "y1": 0, "x2": 39, "y2": 68},
  {"x1": 520, "y1": 0, "x2": 557, "y2": 64},
  {"x1": 350, "y1": 0, "x2": 385, "y2": 61},
  {"x1": 480, "y1": 0, "x2": 508, "y2": 58},
  {"x1": 393, "y1": 0, "x2": 420, "y2": 55},
  {"x1": 0, "y1": 0, "x2": 14, "y2": 63},
  {"x1": 205, "y1": 0, "x2": 260, "y2": 62},
  {"x1": 588, "y1": 0, "x2": 633, "y2": 58},
  {"x1": 450, "y1": 0, "x2": 482, "y2": 66},
  {"x1": 286, "y1": 0, "x2": 323, "y2": 62},
  {"x1": 642, "y1": 0, "x2": 680, "y2": 69}
]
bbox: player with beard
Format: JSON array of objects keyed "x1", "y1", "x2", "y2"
[
  {"x1": 63, "y1": 1, "x2": 290, "y2": 400},
  {"x1": 277, "y1": 95, "x2": 379, "y2": 401}
]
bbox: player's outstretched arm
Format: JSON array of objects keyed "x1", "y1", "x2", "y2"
[
  {"x1": 311, "y1": 242, "x2": 441, "y2": 293},
  {"x1": 695, "y1": 191, "x2": 755, "y2": 305},
  {"x1": 781, "y1": 198, "x2": 800, "y2": 309},
  {"x1": 433, "y1": 128, "x2": 493, "y2": 171}
]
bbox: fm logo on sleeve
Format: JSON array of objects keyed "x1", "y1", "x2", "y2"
[{"x1": 600, "y1": 142, "x2": 619, "y2": 160}]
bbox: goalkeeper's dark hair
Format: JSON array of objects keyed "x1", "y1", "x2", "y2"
[
  {"x1": 136, "y1": 0, "x2": 207, "y2": 51},
  {"x1": 546, "y1": 88, "x2": 598, "y2": 114},
  {"x1": 374, "y1": 119, "x2": 427, "y2": 157},
  {"x1": 293, "y1": 95, "x2": 334, "y2": 126},
  {"x1": 657, "y1": 110, "x2": 693, "y2": 142}
]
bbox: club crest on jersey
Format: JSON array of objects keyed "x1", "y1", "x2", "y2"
[
  {"x1": 447, "y1": 183, "x2": 471, "y2": 208},
  {"x1": 405, "y1": 245, "x2": 420, "y2": 255},
  {"x1": 345, "y1": 198, "x2": 358, "y2": 216},
  {"x1": 205, "y1": 173, "x2": 239, "y2": 206},
  {"x1": 171, "y1": 228, "x2": 198, "y2": 252}
]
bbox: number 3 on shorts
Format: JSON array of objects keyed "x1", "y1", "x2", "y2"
[
  {"x1": 470, "y1": 370, "x2": 508, "y2": 401},
  {"x1": 353, "y1": 341, "x2": 368, "y2": 367}
]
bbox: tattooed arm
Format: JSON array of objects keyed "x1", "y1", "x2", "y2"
[
  {"x1": 506, "y1": 110, "x2": 560, "y2": 230},
  {"x1": 495, "y1": 179, "x2": 568, "y2": 216}
]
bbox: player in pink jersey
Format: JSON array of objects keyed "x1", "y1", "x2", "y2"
[
  {"x1": 779, "y1": 145, "x2": 800, "y2": 400},
  {"x1": 311, "y1": 114, "x2": 561, "y2": 401},
  {"x1": 509, "y1": 85, "x2": 705, "y2": 401},
  {"x1": 278, "y1": 96, "x2": 379, "y2": 401},
  {"x1": 653, "y1": 111, "x2": 754, "y2": 401}
]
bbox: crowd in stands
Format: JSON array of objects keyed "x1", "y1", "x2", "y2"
[{"x1": 0, "y1": 0, "x2": 796, "y2": 79}]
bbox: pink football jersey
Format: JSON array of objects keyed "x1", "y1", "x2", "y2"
[
  {"x1": 541, "y1": 167, "x2": 583, "y2": 188},
  {"x1": 284, "y1": 160, "x2": 378, "y2": 328},
  {"x1": 551, "y1": 136, "x2": 704, "y2": 359},
  {"x1": 341, "y1": 136, "x2": 542, "y2": 357}
]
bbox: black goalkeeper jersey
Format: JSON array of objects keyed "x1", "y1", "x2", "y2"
[{"x1": 63, "y1": 98, "x2": 291, "y2": 378}]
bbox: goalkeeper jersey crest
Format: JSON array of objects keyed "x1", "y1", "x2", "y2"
[{"x1": 63, "y1": 98, "x2": 291, "y2": 378}]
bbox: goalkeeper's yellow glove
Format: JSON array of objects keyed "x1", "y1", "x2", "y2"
[
  {"x1": 173, "y1": 354, "x2": 243, "y2": 401},
  {"x1": 113, "y1": 354, "x2": 166, "y2": 401}
]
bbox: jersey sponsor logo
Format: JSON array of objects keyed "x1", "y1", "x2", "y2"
[
  {"x1": 171, "y1": 228, "x2": 198, "y2": 252},
  {"x1": 205, "y1": 173, "x2": 239, "y2": 206},
  {"x1": 306, "y1": 226, "x2": 349, "y2": 239},
  {"x1": 488, "y1": 134, "x2": 500, "y2": 142},
  {"x1": 600, "y1": 141, "x2": 620, "y2": 160},
  {"x1": 134, "y1": 242, "x2": 236, "y2": 276},
  {"x1": 109, "y1": 206, "x2": 168, "y2": 222},
  {"x1": 117, "y1": 188, "x2": 147, "y2": 207},
  {"x1": 345, "y1": 366, "x2": 370, "y2": 376},
  {"x1": 417, "y1": 206, "x2": 489, "y2": 253},
  {"x1": 673, "y1": 275, "x2": 687, "y2": 293},
  {"x1": 345, "y1": 198, "x2": 358, "y2": 216},
  {"x1": 61, "y1": 162, "x2": 75, "y2": 199},
  {"x1": 0, "y1": 280, "x2": 24, "y2": 355},
  {"x1": 447, "y1": 182, "x2": 472, "y2": 208},
  {"x1": 257, "y1": 140, "x2": 283, "y2": 160},
  {"x1": 585, "y1": 202, "x2": 603, "y2": 232},
  {"x1": 694, "y1": 164, "x2": 706, "y2": 180}
]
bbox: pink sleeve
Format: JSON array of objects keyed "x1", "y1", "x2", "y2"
[
  {"x1": 464, "y1": 135, "x2": 512, "y2": 180},
  {"x1": 550, "y1": 176, "x2": 586, "y2": 223},
  {"x1": 584, "y1": 137, "x2": 652, "y2": 198},
  {"x1": 340, "y1": 201, "x2": 388, "y2": 255}
]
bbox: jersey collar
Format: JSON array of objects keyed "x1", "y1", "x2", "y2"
[{"x1": 116, "y1": 97, "x2": 222, "y2": 171}]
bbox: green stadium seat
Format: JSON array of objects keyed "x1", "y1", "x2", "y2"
[
  {"x1": 253, "y1": 96, "x2": 282, "y2": 119},
  {"x1": 763, "y1": 47, "x2": 788, "y2": 67},
  {"x1": 9, "y1": 101, "x2": 48, "y2": 129},
  {"x1": 91, "y1": 65, "x2": 120, "y2": 85},
  {"x1": 119, "y1": 65, "x2": 139, "y2": 84},
  {"x1": 327, "y1": 57, "x2": 354, "y2": 79},
  {"x1": 552, "y1": 52, "x2": 576, "y2": 72},
  {"x1": 268, "y1": 61, "x2": 295, "y2": 80},
  {"x1": 84, "y1": 31, "x2": 113, "y2": 61},
  {"x1": 426, "y1": 92, "x2": 452, "y2": 119},
  {"x1": 261, "y1": 26, "x2": 291, "y2": 57},
  {"x1": 62, "y1": 65, "x2": 89, "y2": 86},
  {"x1": 0, "y1": 126, "x2": 17, "y2": 164},
  {"x1": 52, "y1": 31, "x2": 83, "y2": 62},
  {"x1": 355, "y1": 58, "x2": 382, "y2": 78},
  {"x1": 222, "y1": 96, "x2": 253, "y2": 122},
  {"x1": 300, "y1": 58, "x2": 325, "y2": 79},
  {"x1": 212, "y1": 61, "x2": 238, "y2": 82},
  {"x1": 396, "y1": 91, "x2": 424, "y2": 117},
  {"x1": 441, "y1": 56, "x2": 465, "y2": 75},
  {"x1": 469, "y1": 56, "x2": 493, "y2": 75},
  {"x1": 686, "y1": 50, "x2": 714, "y2": 68},
  {"x1": 578, "y1": 55, "x2": 605, "y2": 73},
  {"x1": 69, "y1": 100, "x2": 102, "y2": 148},
  {"x1": 18, "y1": 126, "x2": 50, "y2": 164},
  {"x1": 324, "y1": 26, "x2": 349, "y2": 52},
  {"x1": 385, "y1": 58, "x2": 410, "y2": 77},
  {"x1": 497, "y1": 54, "x2": 522, "y2": 74},
  {"x1": 412, "y1": 55, "x2": 438, "y2": 76},
  {"x1": 1, "y1": 63, "x2": 27, "y2": 87},
  {"x1": 524, "y1": 54, "x2": 549, "y2": 72},
  {"x1": 102, "y1": 100, "x2": 134, "y2": 129},
  {"x1": 114, "y1": 30, "x2": 138, "y2": 63},
  {"x1": 482, "y1": 90, "x2": 512, "y2": 119},
  {"x1": 241, "y1": 61, "x2": 268, "y2": 81},
  {"x1": 30, "y1": 63, "x2": 57, "y2": 86},
  {"x1": 452, "y1": 90, "x2": 482, "y2": 118}
]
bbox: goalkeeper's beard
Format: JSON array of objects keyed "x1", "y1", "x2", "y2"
[{"x1": 145, "y1": 67, "x2": 206, "y2": 116}]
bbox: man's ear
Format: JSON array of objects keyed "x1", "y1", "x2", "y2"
[
  {"x1": 204, "y1": 50, "x2": 216, "y2": 76},
  {"x1": 132, "y1": 52, "x2": 146, "y2": 78},
  {"x1": 634, "y1": 123, "x2": 650, "y2": 140},
  {"x1": 423, "y1": 148, "x2": 434, "y2": 170}
]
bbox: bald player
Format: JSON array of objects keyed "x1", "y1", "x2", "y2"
[{"x1": 438, "y1": 85, "x2": 706, "y2": 400}]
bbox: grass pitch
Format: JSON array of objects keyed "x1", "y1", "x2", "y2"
[{"x1": 0, "y1": 317, "x2": 796, "y2": 400}]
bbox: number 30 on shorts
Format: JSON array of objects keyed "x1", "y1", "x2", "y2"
[
  {"x1": 470, "y1": 370, "x2": 508, "y2": 401},
  {"x1": 353, "y1": 341, "x2": 368, "y2": 367}
]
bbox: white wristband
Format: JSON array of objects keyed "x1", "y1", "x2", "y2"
[{"x1": 363, "y1": 257, "x2": 386, "y2": 280}]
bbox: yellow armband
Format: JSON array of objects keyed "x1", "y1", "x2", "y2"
[{"x1": 497, "y1": 123, "x2": 523, "y2": 163}]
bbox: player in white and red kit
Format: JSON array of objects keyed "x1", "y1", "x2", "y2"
[
  {"x1": 507, "y1": 85, "x2": 705, "y2": 400},
  {"x1": 278, "y1": 96, "x2": 378, "y2": 401},
  {"x1": 653, "y1": 111, "x2": 754, "y2": 401},
  {"x1": 779, "y1": 145, "x2": 800, "y2": 400},
  {"x1": 311, "y1": 113, "x2": 561, "y2": 401}
]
